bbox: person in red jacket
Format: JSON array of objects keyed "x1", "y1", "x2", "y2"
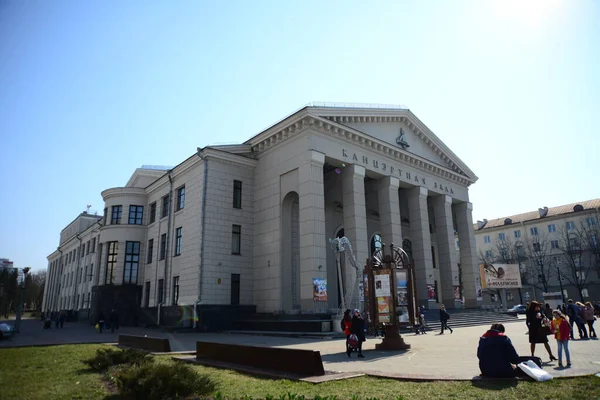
[
  {"x1": 551, "y1": 309, "x2": 571, "y2": 368},
  {"x1": 342, "y1": 309, "x2": 353, "y2": 357}
]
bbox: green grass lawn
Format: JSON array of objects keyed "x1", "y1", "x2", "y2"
[{"x1": 0, "y1": 344, "x2": 599, "y2": 400}]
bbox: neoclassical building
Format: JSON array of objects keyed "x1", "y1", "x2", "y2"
[
  {"x1": 42, "y1": 103, "x2": 480, "y2": 326},
  {"x1": 475, "y1": 198, "x2": 600, "y2": 306}
]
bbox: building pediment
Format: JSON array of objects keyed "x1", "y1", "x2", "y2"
[
  {"x1": 314, "y1": 108, "x2": 476, "y2": 182},
  {"x1": 245, "y1": 104, "x2": 478, "y2": 186}
]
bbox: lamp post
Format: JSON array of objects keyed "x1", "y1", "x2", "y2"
[
  {"x1": 14, "y1": 267, "x2": 30, "y2": 333},
  {"x1": 556, "y1": 265, "x2": 566, "y2": 304}
]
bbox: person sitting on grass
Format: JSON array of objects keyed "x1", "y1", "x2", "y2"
[{"x1": 477, "y1": 323, "x2": 520, "y2": 378}]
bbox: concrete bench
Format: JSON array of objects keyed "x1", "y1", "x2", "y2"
[
  {"x1": 118, "y1": 334, "x2": 171, "y2": 352},
  {"x1": 196, "y1": 341, "x2": 325, "y2": 376}
]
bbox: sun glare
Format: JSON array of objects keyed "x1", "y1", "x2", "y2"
[{"x1": 489, "y1": 0, "x2": 564, "y2": 31}]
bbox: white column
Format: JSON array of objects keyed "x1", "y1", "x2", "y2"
[
  {"x1": 342, "y1": 164, "x2": 369, "y2": 309},
  {"x1": 433, "y1": 194, "x2": 458, "y2": 307},
  {"x1": 407, "y1": 186, "x2": 434, "y2": 306},
  {"x1": 298, "y1": 150, "x2": 327, "y2": 311},
  {"x1": 454, "y1": 201, "x2": 480, "y2": 308},
  {"x1": 377, "y1": 176, "x2": 403, "y2": 248}
]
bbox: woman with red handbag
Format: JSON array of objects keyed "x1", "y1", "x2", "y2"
[{"x1": 349, "y1": 309, "x2": 366, "y2": 358}]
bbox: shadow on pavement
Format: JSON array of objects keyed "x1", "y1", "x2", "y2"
[{"x1": 321, "y1": 349, "x2": 409, "y2": 363}]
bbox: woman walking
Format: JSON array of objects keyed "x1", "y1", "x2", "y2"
[
  {"x1": 439, "y1": 304, "x2": 453, "y2": 334},
  {"x1": 551, "y1": 309, "x2": 571, "y2": 367},
  {"x1": 342, "y1": 309, "x2": 353, "y2": 357},
  {"x1": 526, "y1": 301, "x2": 557, "y2": 362},
  {"x1": 350, "y1": 309, "x2": 366, "y2": 358},
  {"x1": 584, "y1": 302, "x2": 597, "y2": 338}
]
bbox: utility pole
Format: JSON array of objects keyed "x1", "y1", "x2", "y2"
[{"x1": 14, "y1": 267, "x2": 30, "y2": 333}]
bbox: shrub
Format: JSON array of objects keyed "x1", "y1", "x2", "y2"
[
  {"x1": 82, "y1": 347, "x2": 153, "y2": 371},
  {"x1": 112, "y1": 361, "x2": 216, "y2": 400}
]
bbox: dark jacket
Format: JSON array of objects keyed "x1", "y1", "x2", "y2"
[
  {"x1": 440, "y1": 309, "x2": 450, "y2": 322},
  {"x1": 351, "y1": 315, "x2": 365, "y2": 341},
  {"x1": 477, "y1": 330, "x2": 519, "y2": 378}
]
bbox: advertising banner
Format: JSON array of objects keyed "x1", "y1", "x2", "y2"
[
  {"x1": 312, "y1": 278, "x2": 328, "y2": 301},
  {"x1": 374, "y1": 274, "x2": 391, "y2": 297},
  {"x1": 480, "y1": 263, "x2": 522, "y2": 289}
]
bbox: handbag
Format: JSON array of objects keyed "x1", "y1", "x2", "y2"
[
  {"x1": 540, "y1": 325, "x2": 552, "y2": 336},
  {"x1": 347, "y1": 334, "x2": 359, "y2": 348}
]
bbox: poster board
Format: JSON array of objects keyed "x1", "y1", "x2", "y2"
[{"x1": 480, "y1": 263, "x2": 522, "y2": 289}]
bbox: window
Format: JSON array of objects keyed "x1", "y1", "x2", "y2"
[
  {"x1": 128, "y1": 205, "x2": 144, "y2": 225},
  {"x1": 159, "y1": 233, "x2": 167, "y2": 260},
  {"x1": 157, "y1": 279, "x2": 164, "y2": 304},
  {"x1": 514, "y1": 230, "x2": 521, "y2": 238},
  {"x1": 92, "y1": 238, "x2": 96, "y2": 252},
  {"x1": 498, "y1": 233, "x2": 506, "y2": 241},
  {"x1": 591, "y1": 234, "x2": 598, "y2": 248},
  {"x1": 81, "y1": 245, "x2": 85, "y2": 258},
  {"x1": 233, "y1": 180, "x2": 242, "y2": 209},
  {"x1": 144, "y1": 282, "x2": 151, "y2": 308},
  {"x1": 103, "y1": 207, "x2": 107, "y2": 225},
  {"x1": 516, "y1": 244, "x2": 525, "y2": 258},
  {"x1": 172, "y1": 276, "x2": 179, "y2": 305},
  {"x1": 576, "y1": 271, "x2": 586, "y2": 281},
  {"x1": 485, "y1": 250, "x2": 492, "y2": 258},
  {"x1": 484, "y1": 235, "x2": 491, "y2": 244},
  {"x1": 111, "y1": 205, "x2": 122, "y2": 224},
  {"x1": 586, "y1": 217, "x2": 597, "y2": 227},
  {"x1": 530, "y1": 227, "x2": 538, "y2": 236},
  {"x1": 533, "y1": 242, "x2": 541, "y2": 252},
  {"x1": 105, "y1": 241, "x2": 118, "y2": 284},
  {"x1": 431, "y1": 246, "x2": 436, "y2": 268},
  {"x1": 174, "y1": 227, "x2": 182, "y2": 256},
  {"x1": 161, "y1": 195, "x2": 170, "y2": 218},
  {"x1": 89, "y1": 263, "x2": 93, "y2": 281},
  {"x1": 149, "y1": 202, "x2": 157, "y2": 224},
  {"x1": 232, "y1": 225, "x2": 241, "y2": 254},
  {"x1": 86, "y1": 241, "x2": 90, "y2": 255},
  {"x1": 570, "y1": 237, "x2": 580, "y2": 250},
  {"x1": 147, "y1": 239, "x2": 154, "y2": 264},
  {"x1": 123, "y1": 241, "x2": 140, "y2": 284},
  {"x1": 551, "y1": 240, "x2": 559, "y2": 249},
  {"x1": 548, "y1": 224, "x2": 556, "y2": 233},
  {"x1": 566, "y1": 221, "x2": 575, "y2": 231},
  {"x1": 176, "y1": 186, "x2": 185, "y2": 211}
]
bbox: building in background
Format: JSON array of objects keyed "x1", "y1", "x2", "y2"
[
  {"x1": 0, "y1": 258, "x2": 14, "y2": 271},
  {"x1": 474, "y1": 199, "x2": 600, "y2": 307},
  {"x1": 43, "y1": 103, "x2": 480, "y2": 328}
]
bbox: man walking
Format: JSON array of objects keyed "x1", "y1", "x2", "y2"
[{"x1": 440, "y1": 304, "x2": 453, "y2": 334}]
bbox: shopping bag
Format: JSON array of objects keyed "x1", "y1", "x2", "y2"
[
  {"x1": 518, "y1": 360, "x2": 553, "y2": 382},
  {"x1": 347, "y1": 334, "x2": 359, "y2": 348},
  {"x1": 95, "y1": 323, "x2": 100, "y2": 330}
]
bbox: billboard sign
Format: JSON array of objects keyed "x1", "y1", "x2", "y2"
[{"x1": 480, "y1": 263, "x2": 522, "y2": 289}]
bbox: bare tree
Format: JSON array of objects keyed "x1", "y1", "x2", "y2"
[
  {"x1": 580, "y1": 213, "x2": 600, "y2": 279},
  {"x1": 523, "y1": 232, "x2": 553, "y2": 293},
  {"x1": 557, "y1": 226, "x2": 592, "y2": 302}
]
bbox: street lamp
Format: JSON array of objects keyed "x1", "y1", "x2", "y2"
[{"x1": 556, "y1": 265, "x2": 566, "y2": 304}]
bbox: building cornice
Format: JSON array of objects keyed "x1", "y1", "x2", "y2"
[
  {"x1": 199, "y1": 147, "x2": 258, "y2": 167},
  {"x1": 248, "y1": 114, "x2": 474, "y2": 187},
  {"x1": 101, "y1": 187, "x2": 147, "y2": 201}
]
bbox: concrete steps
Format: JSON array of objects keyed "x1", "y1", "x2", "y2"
[{"x1": 420, "y1": 309, "x2": 520, "y2": 332}]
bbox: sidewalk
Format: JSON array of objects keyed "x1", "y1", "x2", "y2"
[{"x1": 2, "y1": 319, "x2": 599, "y2": 380}]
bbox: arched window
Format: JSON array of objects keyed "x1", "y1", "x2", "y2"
[
  {"x1": 402, "y1": 239, "x2": 413, "y2": 261},
  {"x1": 336, "y1": 228, "x2": 344, "y2": 239},
  {"x1": 370, "y1": 234, "x2": 383, "y2": 256}
]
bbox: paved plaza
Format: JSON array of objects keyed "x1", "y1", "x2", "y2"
[{"x1": 2, "y1": 318, "x2": 599, "y2": 380}]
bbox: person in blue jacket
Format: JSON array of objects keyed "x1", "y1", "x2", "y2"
[{"x1": 477, "y1": 323, "x2": 519, "y2": 377}]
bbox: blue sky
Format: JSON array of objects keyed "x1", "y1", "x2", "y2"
[{"x1": 1, "y1": 0, "x2": 598, "y2": 271}]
